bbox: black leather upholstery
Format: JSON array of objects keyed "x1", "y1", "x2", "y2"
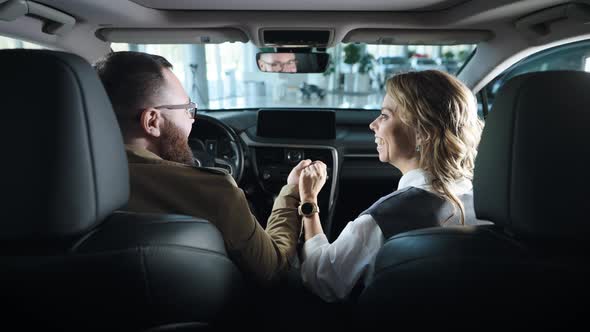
[
  {"x1": 358, "y1": 226, "x2": 587, "y2": 323},
  {"x1": 5, "y1": 213, "x2": 244, "y2": 330},
  {"x1": 358, "y1": 71, "x2": 590, "y2": 326},
  {"x1": 2, "y1": 49, "x2": 129, "y2": 242},
  {"x1": 474, "y1": 71, "x2": 590, "y2": 240},
  {"x1": 1, "y1": 50, "x2": 243, "y2": 330}
]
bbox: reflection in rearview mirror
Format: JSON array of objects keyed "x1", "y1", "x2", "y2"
[{"x1": 256, "y1": 52, "x2": 330, "y2": 73}]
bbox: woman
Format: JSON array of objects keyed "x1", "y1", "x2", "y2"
[{"x1": 298, "y1": 70, "x2": 484, "y2": 302}]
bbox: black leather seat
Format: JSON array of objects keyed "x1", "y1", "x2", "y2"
[
  {"x1": 358, "y1": 71, "x2": 590, "y2": 326},
  {"x1": 0, "y1": 49, "x2": 243, "y2": 331}
]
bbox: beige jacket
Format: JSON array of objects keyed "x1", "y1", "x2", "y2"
[{"x1": 125, "y1": 146, "x2": 301, "y2": 282}]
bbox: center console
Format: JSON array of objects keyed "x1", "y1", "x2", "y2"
[
  {"x1": 252, "y1": 145, "x2": 335, "y2": 224},
  {"x1": 241, "y1": 109, "x2": 338, "y2": 228}
]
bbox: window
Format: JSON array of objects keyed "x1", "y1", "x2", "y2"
[
  {"x1": 111, "y1": 42, "x2": 475, "y2": 111},
  {"x1": 483, "y1": 39, "x2": 590, "y2": 113},
  {"x1": 0, "y1": 35, "x2": 46, "y2": 50}
]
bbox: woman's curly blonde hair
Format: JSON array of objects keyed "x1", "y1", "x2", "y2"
[{"x1": 386, "y1": 70, "x2": 484, "y2": 224}]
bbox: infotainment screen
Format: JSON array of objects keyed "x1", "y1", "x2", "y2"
[{"x1": 256, "y1": 110, "x2": 336, "y2": 139}]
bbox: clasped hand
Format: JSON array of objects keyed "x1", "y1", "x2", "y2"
[{"x1": 287, "y1": 159, "x2": 327, "y2": 202}]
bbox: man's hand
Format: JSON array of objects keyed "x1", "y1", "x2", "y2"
[
  {"x1": 299, "y1": 161, "x2": 328, "y2": 203},
  {"x1": 287, "y1": 159, "x2": 312, "y2": 185}
]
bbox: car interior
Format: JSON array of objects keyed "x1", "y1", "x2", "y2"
[{"x1": 1, "y1": 0, "x2": 589, "y2": 330}]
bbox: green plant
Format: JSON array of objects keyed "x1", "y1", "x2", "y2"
[
  {"x1": 443, "y1": 51, "x2": 455, "y2": 59},
  {"x1": 358, "y1": 53, "x2": 375, "y2": 74},
  {"x1": 458, "y1": 50, "x2": 469, "y2": 61},
  {"x1": 323, "y1": 59, "x2": 335, "y2": 76},
  {"x1": 343, "y1": 44, "x2": 361, "y2": 65}
]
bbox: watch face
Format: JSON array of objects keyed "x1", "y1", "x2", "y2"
[{"x1": 301, "y1": 202, "x2": 314, "y2": 215}]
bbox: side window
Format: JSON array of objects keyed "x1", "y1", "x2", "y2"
[
  {"x1": 0, "y1": 35, "x2": 46, "y2": 50},
  {"x1": 475, "y1": 91, "x2": 488, "y2": 120},
  {"x1": 484, "y1": 39, "x2": 590, "y2": 113}
]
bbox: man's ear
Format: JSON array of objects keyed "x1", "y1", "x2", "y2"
[{"x1": 139, "y1": 108, "x2": 163, "y2": 138}]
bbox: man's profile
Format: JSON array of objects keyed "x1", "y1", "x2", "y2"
[
  {"x1": 94, "y1": 51, "x2": 307, "y2": 282},
  {"x1": 257, "y1": 53, "x2": 298, "y2": 73}
]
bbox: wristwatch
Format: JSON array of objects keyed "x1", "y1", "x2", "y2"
[{"x1": 298, "y1": 201, "x2": 320, "y2": 217}]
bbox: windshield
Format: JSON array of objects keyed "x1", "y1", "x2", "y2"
[{"x1": 111, "y1": 42, "x2": 475, "y2": 110}]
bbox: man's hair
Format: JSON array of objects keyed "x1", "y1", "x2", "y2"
[{"x1": 94, "y1": 51, "x2": 173, "y2": 131}]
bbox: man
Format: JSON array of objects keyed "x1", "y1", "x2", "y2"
[
  {"x1": 257, "y1": 52, "x2": 298, "y2": 73},
  {"x1": 95, "y1": 51, "x2": 308, "y2": 282}
]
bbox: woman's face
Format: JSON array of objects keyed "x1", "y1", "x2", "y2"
[{"x1": 369, "y1": 94, "x2": 417, "y2": 169}]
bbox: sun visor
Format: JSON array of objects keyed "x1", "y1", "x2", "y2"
[
  {"x1": 0, "y1": 0, "x2": 75, "y2": 35},
  {"x1": 342, "y1": 29, "x2": 494, "y2": 45},
  {"x1": 515, "y1": 3, "x2": 590, "y2": 39},
  {"x1": 96, "y1": 28, "x2": 249, "y2": 44}
]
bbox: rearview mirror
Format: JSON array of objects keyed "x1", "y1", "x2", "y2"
[{"x1": 256, "y1": 52, "x2": 330, "y2": 73}]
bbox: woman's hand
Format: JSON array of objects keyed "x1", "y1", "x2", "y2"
[
  {"x1": 299, "y1": 161, "x2": 327, "y2": 202},
  {"x1": 287, "y1": 159, "x2": 312, "y2": 185}
]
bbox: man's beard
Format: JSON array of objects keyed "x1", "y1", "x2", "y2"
[{"x1": 159, "y1": 121, "x2": 195, "y2": 166}]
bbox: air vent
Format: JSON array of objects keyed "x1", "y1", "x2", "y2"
[
  {"x1": 255, "y1": 147, "x2": 284, "y2": 165},
  {"x1": 261, "y1": 29, "x2": 332, "y2": 47},
  {"x1": 305, "y1": 149, "x2": 333, "y2": 165}
]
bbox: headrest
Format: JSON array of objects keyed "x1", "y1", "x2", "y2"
[
  {"x1": 474, "y1": 71, "x2": 589, "y2": 241},
  {"x1": 1, "y1": 50, "x2": 129, "y2": 242}
]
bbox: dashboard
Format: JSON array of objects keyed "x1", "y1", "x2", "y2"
[{"x1": 189, "y1": 109, "x2": 402, "y2": 240}]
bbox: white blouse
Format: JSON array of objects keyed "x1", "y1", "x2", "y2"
[{"x1": 300, "y1": 168, "x2": 473, "y2": 302}]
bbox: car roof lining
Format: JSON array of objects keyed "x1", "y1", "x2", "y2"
[
  {"x1": 127, "y1": 0, "x2": 470, "y2": 12},
  {"x1": 1, "y1": 0, "x2": 589, "y2": 89}
]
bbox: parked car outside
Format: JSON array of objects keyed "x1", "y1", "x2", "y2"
[
  {"x1": 437, "y1": 58, "x2": 460, "y2": 73},
  {"x1": 376, "y1": 56, "x2": 411, "y2": 87},
  {"x1": 410, "y1": 57, "x2": 446, "y2": 71}
]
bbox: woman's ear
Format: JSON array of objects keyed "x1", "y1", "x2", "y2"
[
  {"x1": 139, "y1": 108, "x2": 163, "y2": 138},
  {"x1": 414, "y1": 133, "x2": 423, "y2": 152}
]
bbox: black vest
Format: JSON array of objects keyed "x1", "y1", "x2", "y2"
[{"x1": 360, "y1": 187, "x2": 485, "y2": 239}]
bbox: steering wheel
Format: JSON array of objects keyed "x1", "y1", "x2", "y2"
[{"x1": 189, "y1": 114, "x2": 244, "y2": 184}]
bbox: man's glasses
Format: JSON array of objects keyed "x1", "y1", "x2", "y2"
[
  {"x1": 154, "y1": 101, "x2": 197, "y2": 119},
  {"x1": 261, "y1": 59, "x2": 298, "y2": 71}
]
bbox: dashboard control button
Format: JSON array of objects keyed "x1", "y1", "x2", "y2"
[{"x1": 285, "y1": 149, "x2": 304, "y2": 164}]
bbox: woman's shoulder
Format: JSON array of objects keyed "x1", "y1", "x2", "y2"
[
  {"x1": 366, "y1": 186, "x2": 435, "y2": 211},
  {"x1": 362, "y1": 187, "x2": 453, "y2": 239}
]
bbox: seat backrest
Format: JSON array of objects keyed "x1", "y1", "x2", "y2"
[
  {"x1": 358, "y1": 71, "x2": 590, "y2": 326},
  {"x1": 1, "y1": 49, "x2": 243, "y2": 331},
  {"x1": 474, "y1": 71, "x2": 589, "y2": 243}
]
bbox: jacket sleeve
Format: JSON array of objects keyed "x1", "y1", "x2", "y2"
[
  {"x1": 216, "y1": 178, "x2": 301, "y2": 282},
  {"x1": 264, "y1": 183, "x2": 302, "y2": 269},
  {"x1": 127, "y1": 162, "x2": 301, "y2": 283}
]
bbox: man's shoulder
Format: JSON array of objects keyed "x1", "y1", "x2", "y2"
[
  {"x1": 129, "y1": 163, "x2": 242, "y2": 201},
  {"x1": 125, "y1": 148, "x2": 228, "y2": 176},
  {"x1": 190, "y1": 166, "x2": 229, "y2": 176},
  {"x1": 175, "y1": 165, "x2": 238, "y2": 191},
  {"x1": 130, "y1": 161, "x2": 231, "y2": 180}
]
